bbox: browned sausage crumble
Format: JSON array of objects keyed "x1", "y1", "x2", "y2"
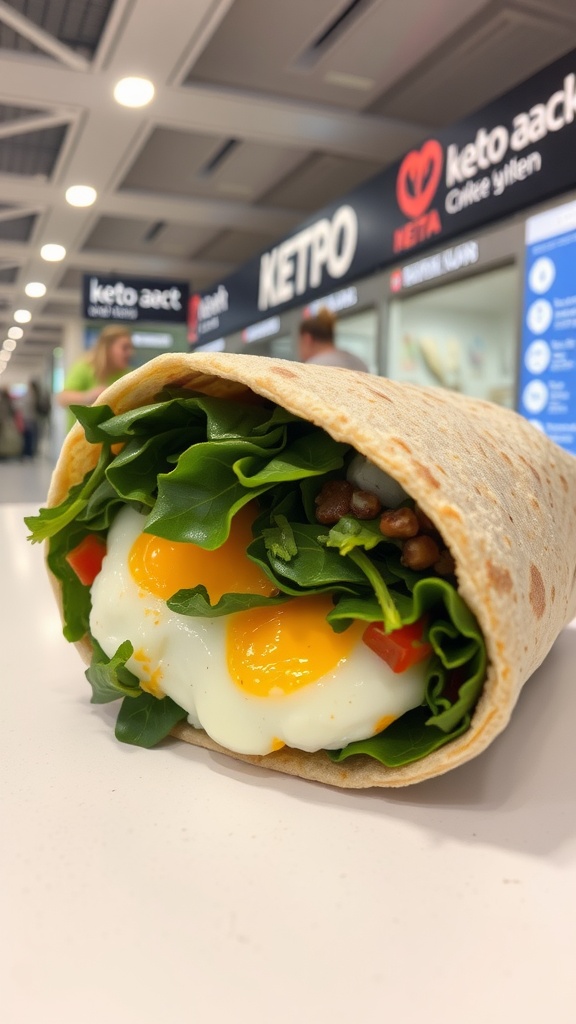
[{"x1": 314, "y1": 479, "x2": 455, "y2": 578}]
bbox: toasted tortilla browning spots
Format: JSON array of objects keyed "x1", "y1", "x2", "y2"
[
  {"x1": 391, "y1": 437, "x2": 412, "y2": 454},
  {"x1": 486, "y1": 560, "x2": 513, "y2": 594},
  {"x1": 413, "y1": 461, "x2": 441, "y2": 489},
  {"x1": 529, "y1": 563, "x2": 546, "y2": 619}
]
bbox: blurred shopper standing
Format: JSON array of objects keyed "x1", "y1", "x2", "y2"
[
  {"x1": 20, "y1": 379, "x2": 51, "y2": 458},
  {"x1": 57, "y1": 325, "x2": 134, "y2": 431},
  {"x1": 0, "y1": 387, "x2": 23, "y2": 459},
  {"x1": 298, "y1": 307, "x2": 369, "y2": 372}
]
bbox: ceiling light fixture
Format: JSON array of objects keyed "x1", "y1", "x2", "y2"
[
  {"x1": 25, "y1": 281, "x2": 47, "y2": 298},
  {"x1": 113, "y1": 76, "x2": 155, "y2": 108},
  {"x1": 66, "y1": 184, "x2": 97, "y2": 207},
  {"x1": 0, "y1": 350, "x2": 11, "y2": 362},
  {"x1": 8, "y1": 326, "x2": 23, "y2": 340},
  {"x1": 324, "y1": 71, "x2": 375, "y2": 91},
  {"x1": 14, "y1": 309, "x2": 32, "y2": 323},
  {"x1": 2, "y1": 339, "x2": 17, "y2": 351},
  {"x1": 41, "y1": 243, "x2": 66, "y2": 262}
]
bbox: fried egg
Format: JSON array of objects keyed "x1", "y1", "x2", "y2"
[{"x1": 89, "y1": 505, "x2": 428, "y2": 755}]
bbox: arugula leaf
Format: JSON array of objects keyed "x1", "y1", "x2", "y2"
[
  {"x1": 346, "y1": 548, "x2": 402, "y2": 632},
  {"x1": 85, "y1": 640, "x2": 141, "y2": 704},
  {"x1": 25, "y1": 445, "x2": 112, "y2": 543},
  {"x1": 326, "y1": 594, "x2": 396, "y2": 632},
  {"x1": 324, "y1": 515, "x2": 386, "y2": 556},
  {"x1": 115, "y1": 692, "x2": 187, "y2": 747},
  {"x1": 262, "y1": 514, "x2": 298, "y2": 562}
]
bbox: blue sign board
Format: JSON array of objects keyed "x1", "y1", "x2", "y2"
[{"x1": 518, "y1": 199, "x2": 576, "y2": 454}]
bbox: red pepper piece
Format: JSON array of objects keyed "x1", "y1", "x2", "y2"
[
  {"x1": 65, "y1": 534, "x2": 107, "y2": 586},
  {"x1": 363, "y1": 617, "x2": 433, "y2": 673}
]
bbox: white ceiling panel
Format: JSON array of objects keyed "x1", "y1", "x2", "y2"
[{"x1": 372, "y1": 5, "x2": 576, "y2": 125}]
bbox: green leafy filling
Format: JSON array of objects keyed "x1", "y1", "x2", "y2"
[{"x1": 26, "y1": 390, "x2": 486, "y2": 762}]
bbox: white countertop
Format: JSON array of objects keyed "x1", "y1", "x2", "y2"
[{"x1": 2, "y1": 503, "x2": 575, "y2": 1024}]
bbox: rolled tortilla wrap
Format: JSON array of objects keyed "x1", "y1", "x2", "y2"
[{"x1": 43, "y1": 352, "x2": 576, "y2": 787}]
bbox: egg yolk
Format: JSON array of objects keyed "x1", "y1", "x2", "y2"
[
  {"x1": 226, "y1": 594, "x2": 365, "y2": 697},
  {"x1": 128, "y1": 502, "x2": 273, "y2": 602}
]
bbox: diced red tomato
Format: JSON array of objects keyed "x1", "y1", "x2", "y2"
[
  {"x1": 65, "y1": 534, "x2": 107, "y2": 586},
  {"x1": 363, "y1": 617, "x2": 433, "y2": 673}
]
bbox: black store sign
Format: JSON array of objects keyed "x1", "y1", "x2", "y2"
[
  {"x1": 83, "y1": 274, "x2": 189, "y2": 324},
  {"x1": 192, "y1": 47, "x2": 576, "y2": 344}
]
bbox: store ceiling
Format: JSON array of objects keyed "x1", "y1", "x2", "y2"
[{"x1": 1, "y1": 0, "x2": 576, "y2": 381}]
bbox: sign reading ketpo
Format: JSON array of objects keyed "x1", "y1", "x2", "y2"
[
  {"x1": 190, "y1": 48, "x2": 576, "y2": 345},
  {"x1": 83, "y1": 274, "x2": 189, "y2": 324}
]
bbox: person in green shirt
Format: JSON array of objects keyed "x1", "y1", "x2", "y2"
[{"x1": 58, "y1": 325, "x2": 135, "y2": 431}]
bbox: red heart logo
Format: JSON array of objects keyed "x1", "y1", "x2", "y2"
[{"x1": 396, "y1": 140, "x2": 443, "y2": 220}]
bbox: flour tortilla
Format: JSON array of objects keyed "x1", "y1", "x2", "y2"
[{"x1": 47, "y1": 352, "x2": 576, "y2": 787}]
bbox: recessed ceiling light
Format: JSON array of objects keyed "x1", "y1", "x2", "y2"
[
  {"x1": 0, "y1": 350, "x2": 11, "y2": 362},
  {"x1": 25, "y1": 281, "x2": 47, "y2": 298},
  {"x1": 113, "y1": 76, "x2": 155, "y2": 108},
  {"x1": 324, "y1": 71, "x2": 375, "y2": 91},
  {"x1": 2, "y1": 339, "x2": 17, "y2": 351},
  {"x1": 14, "y1": 309, "x2": 32, "y2": 323},
  {"x1": 8, "y1": 326, "x2": 23, "y2": 340},
  {"x1": 41, "y1": 243, "x2": 66, "y2": 262},
  {"x1": 66, "y1": 184, "x2": 97, "y2": 207}
]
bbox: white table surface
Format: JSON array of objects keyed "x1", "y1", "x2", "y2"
[{"x1": 2, "y1": 503, "x2": 575, "y2": 1024}]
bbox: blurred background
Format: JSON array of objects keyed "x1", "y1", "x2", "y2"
[{"x1": 1, "y1": 0, "x2": 576, "y2": 496}]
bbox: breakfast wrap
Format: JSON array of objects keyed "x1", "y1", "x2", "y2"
[{"x1": 26, "y1": 352, "x2": 576, "y2": 787}]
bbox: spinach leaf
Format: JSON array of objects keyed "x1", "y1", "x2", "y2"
[
  {"x1": 247, "y1": 524, "x2": 370, "y2": 595},
  {"x1": 46, "y1": 520, "x2": 98, "y2": 641},
  {"x1": 234, "y1": 431, "x2": 348, "y2": 487},
  {"x1": 105, "y1": 428, "x2": 191, "y2": 507},
  {"x1": 70, "y1": 404, "x2": 117, "y2": 442},
  {"x1": 328, "y1": 706, "x2": 471, "y2": 767},
  {"x1": 115, "y1": 692, "x2": 187, "y2": 747},
  {"x1": 144, "y1": 437, "x2": 284, "y2": 547},
  {"x1": 167, "y1": 585, "x2": 290, "y2": 617}
]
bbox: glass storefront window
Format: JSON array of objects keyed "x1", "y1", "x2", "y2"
[{"x1": 387, "y1": 265, "x2": 518, "y2": 407}]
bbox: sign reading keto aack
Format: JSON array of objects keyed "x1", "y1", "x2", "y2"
[
  {"x1": 83, "y1": 274, "x2": 189, "y2": 324},
  {"x1": 191, "y1": 48, "x2": 576, "y2": 344}
]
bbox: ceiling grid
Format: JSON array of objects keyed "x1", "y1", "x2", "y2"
[{"x1": 0, "y1": 0, "x2": 574, "y2": 377}]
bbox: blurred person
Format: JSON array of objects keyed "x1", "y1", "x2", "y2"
[
  {"x1": 20, "y1": 379, "x2": 51, "y2": 458},
  {"x1": 0, "y1": 387, "x2": 24, "y2": 459},
  {"x1": 298, "y1": 307, "x2": 369, "y2": 372},
  {"x1": 58, "y1": 326, "x2": 134, "y2": 431}
]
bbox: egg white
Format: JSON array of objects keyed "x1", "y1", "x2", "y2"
[{"x1": 89, "y1": 506, "x2": 428, "y2": 755}]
